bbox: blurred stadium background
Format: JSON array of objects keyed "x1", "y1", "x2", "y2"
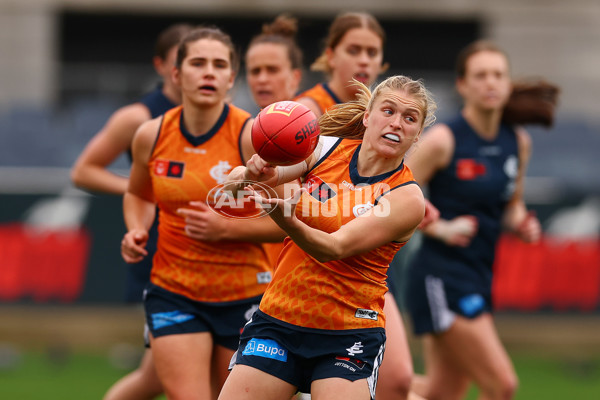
[{"x1": 1, "y1": 0, "x2": 599, "y2": 398}]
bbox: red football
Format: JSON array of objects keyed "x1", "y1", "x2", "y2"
[{"x1": 251, "y1": 101, "x2": 320, "y2": 166}]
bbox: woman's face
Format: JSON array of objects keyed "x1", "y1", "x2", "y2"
[
  {"x1": 363, "y1": 88, "x2": 424, "y2": 159},
  {"x1": 246, "y1": 42, "x2": 301, "y2": 108},
  {"x1": 327, "y1": 27, "x2": 383, "y2": 89},
  {"x1": 457, "y1": 50, "x2": 512, "y2": 112},
  {"x1": 174, "y1": 38, "x2": 234, "y2": 107}
]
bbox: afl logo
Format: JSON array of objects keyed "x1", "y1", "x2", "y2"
[
  {"x1": 209, "y1": 161, "x2": 232, "y2": 184},
  {"x1": 353, "y1": 202, "x2": 374, "y2": 217}
]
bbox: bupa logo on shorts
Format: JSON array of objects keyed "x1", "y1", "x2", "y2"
[
  {"x1": 458, "y1": 293, "x2": 485, "y2": 317},
  {"x1": 151, "y1": 310, "x2": 195, "y2": 330},
  {"x1": 243, "y1": 338, "x2": 287, "y2": 361},
  {"x1": 355, "y1": 308, "x2": 378, "y2": 321}
]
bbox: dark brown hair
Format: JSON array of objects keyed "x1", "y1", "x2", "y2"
[
  {"x1": 455, "y1": 39, "x2": 509, "y2": 79},
  {"x1": 502, "y1": 79, "x2": 560, "y2": 127},
  {"x1": 154, "y1": 23, "x2": 194, "y2": 60},
  {"x1": 311, "y1": 12, "x2": 386, "y2": 74},
  {"x1": 176, "y1": 26, "x2": 239, "y2": 73},
  {"x1": 247, "y1": 14, "x2": 303, "y2": 70}
]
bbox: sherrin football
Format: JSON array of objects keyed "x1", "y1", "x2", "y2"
[{"x1": 251, "y1": 101, "x2": 320, "y2": 166}]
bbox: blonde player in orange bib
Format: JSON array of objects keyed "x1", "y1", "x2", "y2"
[
  {"x1": 295, "y1": 13, "x2": 427, "y2": 400},
  {"x1": 218, "y1": 75, "x2": 436, "y2": 400},
  {"x1": 120, "y1": 27, "x2": 287, "y2": 400}
]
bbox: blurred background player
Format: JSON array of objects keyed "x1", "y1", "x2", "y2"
[
  {"x1": 294, "y1": 12, "x2": 387, "y2": 118},
  {"x1": 70, "y1": 23, "x2": 193, "y2": 400},
  {"x1": 120, "y1": 26, "x2": 287, "y2": 400},
  {"x1": 244, "y1": 13, "x2": 304, "y2": 269},
  {"x1": 404, "y1": 40, "x2": 557, "y2": 400},
  {"x1": 219, "y1": 75, "x2": 436, "y2": 400},
  {"x1": 245, "y1": 14, "x2": 303, "y2": 110}
]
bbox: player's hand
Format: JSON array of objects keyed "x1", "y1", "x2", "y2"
[
  {"x1": 434, "y1": 215, "x2": 478, "y2": 247},
  {"x1": 121, "y1": 229, "x2": 149, "y2": 263},
  {"x1": 418, "y1": 199, "x2": 440, "y2": 230},
  {"x1": 177, "y1": 201, "x2": 230, "y2": 241},
  {"x1": 514, "y1": 211, "x2": 541, "y2": 243},
  {"x1": 248, "y1": 186, "x2": 304, "y2": 231},
  {"x1": 244, "y1": 154, "x2": 277, "y2": 185}
]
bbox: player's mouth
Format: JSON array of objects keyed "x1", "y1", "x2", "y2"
[
  {"x1": 383, "y1": 133, "x2": 401, "y2": 143},
  {"x1": 256, "y1": 90, "x2": 273, "y2": 97},
  {"x1": 354, "y1": 72, "x2": 370, "y2": 83},
  {"x1": 199, "y1": 85, "x2": 217, "y2": 93}
]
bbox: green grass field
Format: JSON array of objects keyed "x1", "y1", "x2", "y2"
[{"x1": 1, "y1": 350, "x2": 599, "y2": 399}]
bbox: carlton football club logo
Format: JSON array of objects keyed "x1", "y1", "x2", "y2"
[
  {"x1": 265, "y1": 101, "x2": 299, "y2": 117},
  {"x1": 209, "y1": 160, "x2": 233, "y2": 184},
  {"x1": 353, "y1": 202, "x2": 374, "y2": 217}
]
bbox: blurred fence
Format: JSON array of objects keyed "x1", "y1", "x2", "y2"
[{"x1": 0, "y1": 175, "x2": 599, "y2": 311}]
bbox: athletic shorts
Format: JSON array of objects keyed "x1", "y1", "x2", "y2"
[
  {"x1": 231, "y1": 310, "x2": 385, "y2": 398},
  {"x1": 144, "y1": 283, "x2": 261, "y2": 350},
  {"x1": 405, "y1": 269, "x2": 492, "y2": 335}
]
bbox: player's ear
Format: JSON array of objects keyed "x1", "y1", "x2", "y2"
[
  {"x1": 172, "y1": 66, "x2": 181, "y2": 86},
  {"x1": 326, "y1": 48, "x2": 335, "y2": 70},
  {"x1": 228, "y1": 71, "x2": 236, "y2": 89},
  {"x1": 363, "y1": 110, "x2": 370, "y2": 128}
]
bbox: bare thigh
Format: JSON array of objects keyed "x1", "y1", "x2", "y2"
[
  {"x1": 218, "y1": 364, "x2": 298, "y2": 400},
  {"x1": 151, "y1": 332, "x2": 214, "y2": 400}
]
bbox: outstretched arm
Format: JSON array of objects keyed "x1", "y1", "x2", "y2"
[{"x1": 251, "y1": 184, "x2": 425, "y2": 262}]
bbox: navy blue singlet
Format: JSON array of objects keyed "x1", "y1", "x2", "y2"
[{"x1": 405, "y1": 114, "x2": 519, "y2": 333}]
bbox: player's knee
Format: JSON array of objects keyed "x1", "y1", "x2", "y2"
[
  {"x1": 378, "y1": 365, "x2": 413, "y2": 399},
  {"x1": 481, "y1": 371, "x2": 518, "y2": 400},
  {"x1": 499, "y1": 371, "x2": 519, "y2": 400}
]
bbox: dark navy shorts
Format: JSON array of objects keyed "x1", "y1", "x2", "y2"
[
  {"x1": 405, "y1": 269, "x2": 492, "y2": 335},
  {"x1": 144, "y1": 283, "x2": 261, "y2": 350},
  {"x1": 231, "y1": 310, "x2": 385, "y2": 397}
]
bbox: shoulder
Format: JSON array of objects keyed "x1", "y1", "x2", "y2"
[
  {"x1": 295, "y1": 96, "x2": 322, "y2": 117},
  {"x1": 228, "y1": 103, "x2": 252, "y2": 120},
  {"x1": 421, "y1": 123, "x2": 454, "y2": 151},
  {"x1": 111, "y1": 102, "x2": 152, "y2": 126},
  {"x1": 133, "y1": 116, "x2": 162, "y2": 150},
  {"x1": 413, "y1": 123, "x2": 455, "y2": 162}
]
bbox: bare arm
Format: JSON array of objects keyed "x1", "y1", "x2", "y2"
[
  {"x1": 121, "y1": 118, "x2": 160, "y2": 263},
  {"x1": 252, "y1": 184, "x2": 425, "y2": 263},
  {"x1": 71, "y1": 103, "x2": 151, "y2": 195},
  {"x1": 406, "y1": 124, "x2": 480, "y2": 246},
  {"x1": 501, "y1": 127, "x2": 541, "y2": 242}
]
